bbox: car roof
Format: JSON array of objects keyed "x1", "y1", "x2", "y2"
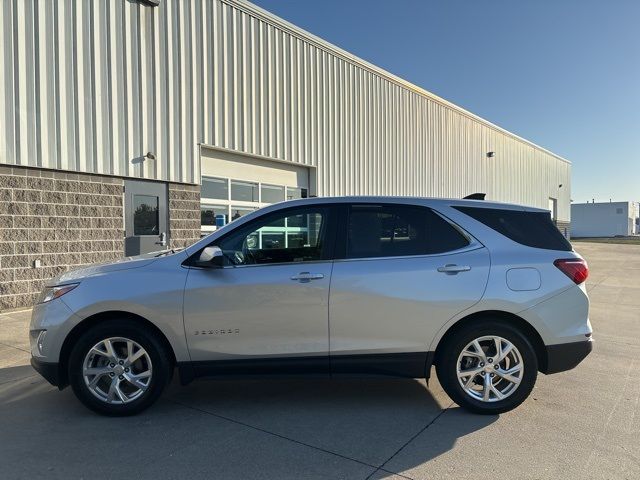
[{"x1": 273, "y1": 196, "x2": 549, "y2": 213}]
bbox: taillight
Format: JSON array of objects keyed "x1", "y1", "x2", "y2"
[{"x1": 554, "y1": 258, "x2": 589, "y2": 284}]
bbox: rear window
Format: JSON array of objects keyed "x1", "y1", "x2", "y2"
[
  {"x1": 347, "y1": 205, "x2": 470, "y2": 259},
  {"x1": 454, "y1": 206, "x2": 572, "y2": 251}
]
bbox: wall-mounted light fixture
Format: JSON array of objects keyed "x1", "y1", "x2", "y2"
[
  {"x1": 486, "y1": 151, "x2": 495, "y2": 158},
  {"x1": 145, "y1": 152, "x2": 156, "y2": 161},
  {"x1": 139, "y1": 0, "x2": 160, "y2": 6}
]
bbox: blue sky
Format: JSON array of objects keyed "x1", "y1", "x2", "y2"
[{"x1": 252, "y1": 0, "x2": 640, "y2": 203}]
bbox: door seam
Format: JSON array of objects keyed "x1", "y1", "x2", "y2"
[{"x1": 327, "y1": 260, "x2": 335, "y2": 377}]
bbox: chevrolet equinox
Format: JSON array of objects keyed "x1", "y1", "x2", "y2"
[{"x1": 30, "y1": 197, "x2": 592, "y2": 416}]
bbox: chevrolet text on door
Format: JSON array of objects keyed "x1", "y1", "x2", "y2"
[{"x1": 30, "y1": 197, "x2": 592, "y2": 415}]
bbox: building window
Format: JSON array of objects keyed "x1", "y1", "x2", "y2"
[
  {"x1": 230, "y1": 206, "x2": 256, "y2": 221},
  {"x1": 287, "y1": 187, "x2": 308, "y2": 200},
  {"x1": 201, "y1": 205, "x2": 229, "y2": 226},
  {"x1": 202, "y1": 177, "x2": 228, "y2": 200},
  {"x1": 231, "y1": 180, "x2": 259, "y2": 202},
  {"x1": 261, "y1": 184, "x2": 285, "y2": 204},
  {"x1": 133, "y1": 195, "x2": 159, "y2": 236},
  {"x1": 200, "y1": 174, "x2": 309, "y2": 234}
]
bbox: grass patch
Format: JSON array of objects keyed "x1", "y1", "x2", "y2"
[{"x1": 571, "y1": 237, "x2": 640, "y2": 245}]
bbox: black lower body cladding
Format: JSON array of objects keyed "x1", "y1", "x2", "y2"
[{"x1": 543, "y1": 339, "x2": 593, "y2": 374}]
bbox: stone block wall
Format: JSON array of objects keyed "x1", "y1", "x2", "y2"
[
  {"x1": 169, "y1": 183, "x2": 201, "y2": 249},
  {"x1": 556, "y1": 221, "x2": 571, "y2": 240},
  {"x1": 0, "y1": 166, "x2": 124, "y2": 310}
]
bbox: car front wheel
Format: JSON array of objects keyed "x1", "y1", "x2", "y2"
[
  {"x1": 68, "y1": 320, "x2": 172, "y2": 416},
  {"x1": 436, "y1": 321, "x2": 538, "y2": 414}
]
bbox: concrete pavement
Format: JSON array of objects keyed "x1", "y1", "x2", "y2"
[{"x1": 0, "y1": 242, "x2": 638, "y2": 479}]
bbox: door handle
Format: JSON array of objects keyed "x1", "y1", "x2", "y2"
[
  {"x1": 155, "y1": 232, "x2": 167, "y2": 246},
  {"x1": 437, "y1": 264, "x2": 471, "y2": 274},
  {"x1": 290, "y1": 272, "x2": 325, "y2": 282}
]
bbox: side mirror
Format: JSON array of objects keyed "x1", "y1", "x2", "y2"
[{"x1": 195, "y1": 246, "x2": 224, "y2": 268}]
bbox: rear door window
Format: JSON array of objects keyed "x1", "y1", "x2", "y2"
[
  {"x1": 346, "y1": 205, "x2": 469, "y2": 259},
  {"x1": 454, "y1": 206, "x2": 572, "y2": 251}
]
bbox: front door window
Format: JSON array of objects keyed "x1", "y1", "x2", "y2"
[{"x1": 216, "y1": 207, "x2": 329, "y2": 266}]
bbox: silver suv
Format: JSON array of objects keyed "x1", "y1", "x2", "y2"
[{"x1": 30, "y1": 197, "x2": 592, "y2": 416}]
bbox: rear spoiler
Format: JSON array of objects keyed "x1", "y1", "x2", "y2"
[{"x1": 463, "y1": 193, "x2": 486, "y2": 200}]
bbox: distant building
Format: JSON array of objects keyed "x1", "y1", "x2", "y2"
[{"x1": 571, "y1": 202, "x2": 640, "y2": 237}]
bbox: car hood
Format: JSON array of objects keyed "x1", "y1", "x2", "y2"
[{"x1": 46, "y1": 251, "x2": 166, "y2": 286}]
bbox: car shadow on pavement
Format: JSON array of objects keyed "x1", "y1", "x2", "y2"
[
  {"x1": 0, "y1": 367, "x2": 497, "y2": 479},
  {"x1": 162, "y1": 375, "x2": 499, "y2": 469},
  {"x1": 0, "y1": 364, "x2": 36, "y2": 386}
]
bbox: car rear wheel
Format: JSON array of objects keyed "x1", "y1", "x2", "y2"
[
  {"x1": 436, "y1": 321, "x2": 538, "y2": 414},
  {"x1": 68, "y1": 320, "x2": 172, "y2": 416}
]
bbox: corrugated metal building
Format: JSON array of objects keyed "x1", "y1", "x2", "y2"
[
  {"x1": 571, "y1": 202, "x2": 639, "y2": 237},
  {"x1": 0, "y1": 0, "x2": 570, "y2": 309}
]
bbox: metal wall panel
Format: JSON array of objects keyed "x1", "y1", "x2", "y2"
[{"x1": 0, "y1": 0, "x2": 571, "y2": 220}]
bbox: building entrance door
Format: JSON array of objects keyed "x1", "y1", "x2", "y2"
[
  {"x1": 548, "y1": 197, "x2": 558, "y2": 224},
  {"x1": 124, "y1": 180, "x2": 169, "y2": 256}
]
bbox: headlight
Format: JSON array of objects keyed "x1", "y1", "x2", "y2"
[
  {"x1": 38, "y1": 284, "x2": 79, "y2": 304},
  {"x1": 37, "y1": 330, "x2": 47, "y2": 353},
  {"x1": 30, "y1": 329, "x2": 47, "y2": 355}
]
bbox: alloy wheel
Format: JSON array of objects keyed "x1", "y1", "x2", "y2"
[
  {"x1": 82, "y1": 337, "x2": 153, "y2": 404},
  {"x1": 456, "y1": 335, "x2": 524, "y2": 402}
]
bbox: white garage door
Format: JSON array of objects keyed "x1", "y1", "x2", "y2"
[{"x1": 199, "y1": 147, "x2": 313, "y2": 234}]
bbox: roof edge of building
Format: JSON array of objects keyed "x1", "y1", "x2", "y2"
[{"x1": 572, "y1": 201, "x2": 637, "y2": 206}]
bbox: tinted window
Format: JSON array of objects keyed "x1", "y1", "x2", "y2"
[
  {"x1": 216, "y1": 207, "x2": 329, "y2": 266},
  {"x1": 346, "y1": 205, "x2": 469, "y2": 259},
  {"x1": 454, "y1": 206, "x2": 572, "y2": 251}
]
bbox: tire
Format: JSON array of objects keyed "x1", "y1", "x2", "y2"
[
  {"x1": 68, "y1": 319, "x2": 173, "y2": 416},
  {"x1": 436, "y1": 320, "x2": 538, "y2": 414}
]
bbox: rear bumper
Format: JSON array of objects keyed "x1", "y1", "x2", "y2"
[
  {"x1": 31, "y1": 357, "x2": 63, "y2": 388},
  {"x1": 542, "y1": 339, "x2": 593, "y2": 374}
]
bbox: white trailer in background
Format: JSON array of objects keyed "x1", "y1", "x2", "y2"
[{"x1": 571, "y1": 201, "x2": 640, "y2": 237}]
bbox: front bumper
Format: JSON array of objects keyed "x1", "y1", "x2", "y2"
[
  {"x1": 31, "y1": 357, "x2": 63, "y2": 388},
  {"x1": 29, "y1": 297, "x2": 81, "y2": 362},
  {"x1": 542, "y1": 338, "x2": 593, "y2": 374}
]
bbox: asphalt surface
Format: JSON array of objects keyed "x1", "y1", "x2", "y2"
[{"x1": 1, "y1": 242, "x2": 638, "y2": 479}]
